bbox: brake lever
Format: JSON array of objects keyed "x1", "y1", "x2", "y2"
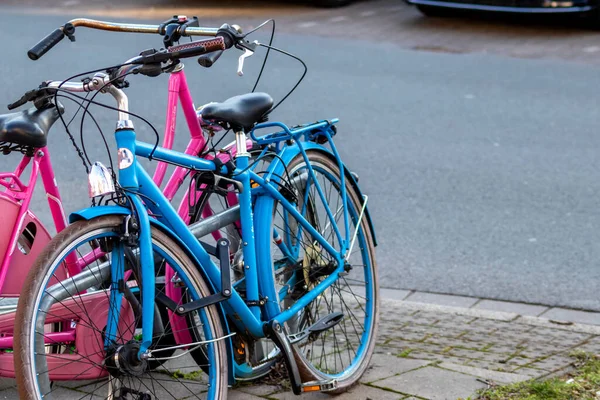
[
  {"x1": 7, "y1": 89, "x2": 36, "y2": 110},
  {"x1": 7, "y1": 82, "x2": 55, "y2": 111},
  {"x1": 236, "y1": 40, "x2": 258, "y2": 77},
  {"x1": 237, "y1": 48, "x2": 253, "y2": 77}
]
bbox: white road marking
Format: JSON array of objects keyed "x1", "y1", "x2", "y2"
[
  {"x1": 360, "y1": 11, "x2": 376, "y2": 17},
  {"x1": 298, "y1": 21, "x2": 317, "y2": 28},
  {"x1": 583, "y1": 46, "x2": 600, "y2": 53},
  {"x1": 330, "y1": 16, "x2": 348, "y2": 23}
]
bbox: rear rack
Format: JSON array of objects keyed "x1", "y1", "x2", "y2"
[{"x1": 249, "y1": 119, "x2": 339, "y2": 146}]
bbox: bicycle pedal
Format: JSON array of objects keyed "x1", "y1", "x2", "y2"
[
  {"x1": 302, "y1": 380, "x2": 338, "y2": 393},
  {"x1": 309, "y1": 311, "x2": 344, "y2": 334},
  {"x1": 289, "y1": 311, "x2": 344, "y2": 344}
]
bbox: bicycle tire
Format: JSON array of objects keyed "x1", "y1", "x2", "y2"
[{"x1": 14, "y1": 215, "x2": 228, "y2": 400}]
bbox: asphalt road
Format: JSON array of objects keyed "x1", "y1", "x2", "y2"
[{"x1": 2, "y1": 3, "x2": 600, "y2": 310}]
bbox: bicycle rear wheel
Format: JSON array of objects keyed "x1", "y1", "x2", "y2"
[
  {"x1": 258, "y1": 150, "x2": 378, "y2": 393},
  {"x1": 14, "y1": 215, "x2": 228, "y2": 400}
]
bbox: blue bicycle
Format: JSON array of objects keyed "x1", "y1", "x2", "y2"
[{"x1": 13, "y1": 18, "x2": 379, "y2": 400}]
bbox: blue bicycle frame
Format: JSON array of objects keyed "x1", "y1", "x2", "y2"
[{"x1": 92, "y1": 119, "x2": 365, "y2": 362}]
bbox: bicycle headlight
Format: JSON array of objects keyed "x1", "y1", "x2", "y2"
[{"x1": 88, "y1": 161, "x2": 116, "y2": 198}]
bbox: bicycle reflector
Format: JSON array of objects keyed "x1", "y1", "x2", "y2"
[{"x1": 88, "y1": 161, "x2": 116, "y2": 198}]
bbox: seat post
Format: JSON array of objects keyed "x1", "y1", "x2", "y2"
[{"x1": 235, "y1": 131, "x2": 249, "y2": 158}]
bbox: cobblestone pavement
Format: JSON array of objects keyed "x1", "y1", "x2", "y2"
[
  {"x1": 3, "y1": 0, "x2": 600, "y2": 65},
  {"x1": 1, "y1": 291, "x2": 600, "y2": 399},
  {"x1": 232, "y1": 295, "x2": 600, "y2": 399}
]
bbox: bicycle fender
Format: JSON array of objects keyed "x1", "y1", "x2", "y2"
[
  {"x1": 69, "y1": 205, "x2": 236, "y2": 384},
  {"x1": 71, "y1": 207, "x2": 213, "y2": 265},
  {"x1": 342, "y1": 163, "x2": 377, "y2": 246},
  {"x1": 69, "y1": 205, "x2": 132, "y2": 223}
]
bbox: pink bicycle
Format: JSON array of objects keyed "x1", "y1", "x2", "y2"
[{"x1": 0, "y1": 16, "x2": 276, "y2": 380}]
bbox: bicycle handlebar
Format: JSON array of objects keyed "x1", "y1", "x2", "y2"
[
  {"x1": 27, "y1": 18, "x2": 222, "y2": 61},
  {"x1": 65, "y1": 18, "x2": 219, "y2": 36},
  {"x1": 16, "y1": 17, "x2": 249, "y2": 111}
]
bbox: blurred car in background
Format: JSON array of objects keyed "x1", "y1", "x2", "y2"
[
  {"x1": 405, "y1": 0, "x2": 598, "y2": 16},
  {"x1": 315, "y1": 0, "x2": 354, "y2": 6}
]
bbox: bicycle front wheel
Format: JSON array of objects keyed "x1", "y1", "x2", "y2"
[{"x1": 14, "y1": 215, "x2": 228, "y2": 400}]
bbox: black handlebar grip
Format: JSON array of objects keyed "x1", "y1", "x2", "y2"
[
  {"x1": 28, "y1": 28, "x2": 65, "y2": 60},
  {"x1": 7, "y1": 99, "x2": 25, "y2": 111},
  {"x1": 198, "y1": 50, "x2": 224, "y2": 68}
]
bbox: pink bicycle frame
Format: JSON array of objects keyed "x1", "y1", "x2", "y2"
[
  {"x1": 0, "y1": 149, "x2": 70, "y2": 296},
  {"x1": 157, "y1": 69, "x2": 245, "y2": 346}
]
